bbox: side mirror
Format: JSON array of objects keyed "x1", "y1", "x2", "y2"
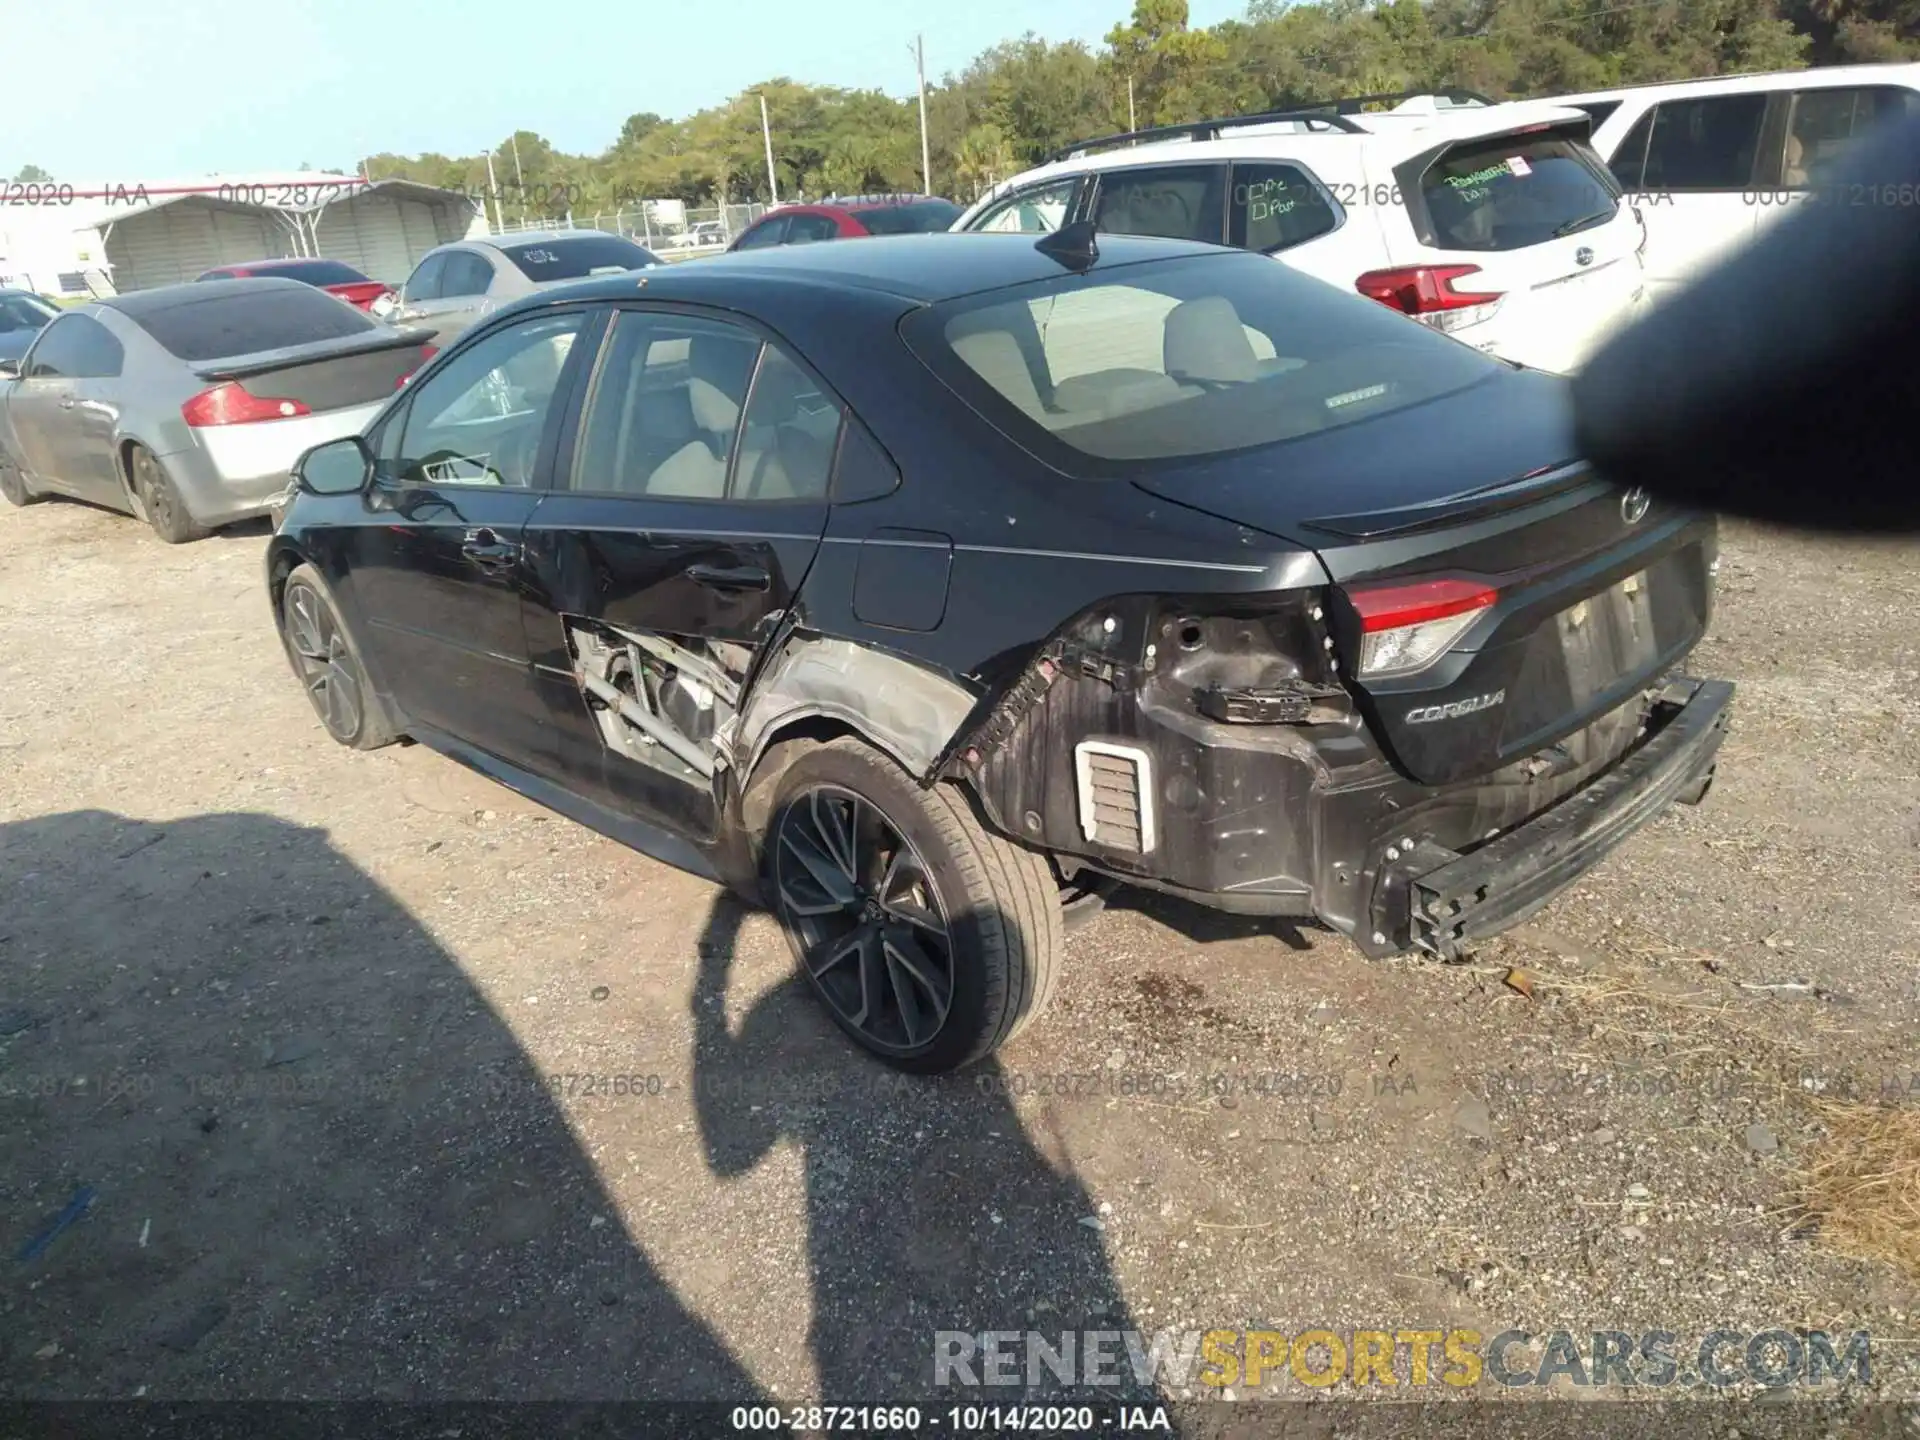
[
  {"x1": 0, "y1": 358, "x2": 20, "y2": 380},
  {"x1": 293, "y1": 435, "x2": 373, "y2": 496}
]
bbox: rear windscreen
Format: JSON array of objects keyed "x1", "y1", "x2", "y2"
[
  {"x1": 906, "y1": 250, "x2": 1499, "y2": 468},
  {"x1": 852, "y1": 200, "x2": 962, "y2": 234},
  {"x1": 256, "y1": 259, "x2": 371, "y2": 286},
  {"x1": 500, "y1": 236, "x2": 659, "y2": 280},
  {"x1": 130, "y1": 287, "x2": 374, "y2": 361},
  {"x1": 1417, "y1": 133, "x2": 1620, "y2": 251}
]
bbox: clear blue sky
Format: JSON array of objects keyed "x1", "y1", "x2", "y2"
[{"x1": 9, "y1": 0, "x2": 1246, "y2": 177}]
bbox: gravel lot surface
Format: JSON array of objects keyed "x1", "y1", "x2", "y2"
[{"x1": 0, "y1": 496, "x2": 1915, "y2": 1427}]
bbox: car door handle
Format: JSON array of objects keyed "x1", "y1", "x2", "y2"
[
  {"x1": 461, "y1": 528, "x2": 521, "y2": 569},
  {"x1": 686, "y1": 561, "x2": 770, "y2": 592}
]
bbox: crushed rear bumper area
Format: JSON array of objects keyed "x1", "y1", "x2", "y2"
[{"x1": 1373, "y1": 676, "x2": 1734, "y2": 960}]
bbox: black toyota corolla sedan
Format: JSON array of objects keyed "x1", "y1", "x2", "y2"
[{"x1": 265, "y1": 228, "x2": 1732, "y2": 1072}]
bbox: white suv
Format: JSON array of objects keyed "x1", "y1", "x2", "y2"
[
  {"x1": 952, "y1": 91, "x2": 1650, "y2": 374},
  {"x1": 1543, "y1": 65, "x2": 1920, "y2": 301}
]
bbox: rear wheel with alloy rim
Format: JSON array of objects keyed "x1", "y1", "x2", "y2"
[
  {"x1": 279, "y1": 563, "x2": 397, "y2": 750},
  {"x1": 767, "y1": 738, "x2": 1061, "y2": 1072},
  {"x1": 129, "y1": 444, "x2": 207, "y2": 544}
]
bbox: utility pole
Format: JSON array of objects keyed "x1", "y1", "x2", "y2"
[
  {"x1": 913, "y1": 34, "x2": 931, "y2": 195},
  {"x1": 759, "y1": 93, "x2": 779, "y2": 205},
  {"x1": 509, "y1": 133, "x2": 526, "y2": 221},
  {"x1": 485, "y1": 151, "x2": 503, "y2": 232},
  {"x1": 1128, "y1": 74, "x2": 1137, "y2": 132}
]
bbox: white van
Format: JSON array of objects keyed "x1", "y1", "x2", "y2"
[
  {"x1": 952, "y1": 91, "x2": 1651, "y2": 374},
  {"x1": 1544, "y1": 64, "x2": 1920, "y2": 299}
]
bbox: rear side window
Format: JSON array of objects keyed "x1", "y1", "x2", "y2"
[
  {"x1": 1605, "y1": 110, "x2": 1654, "y2": 189},
  {"x1": 906, "y1": 251, "x2": 1498, "y2": 467},
  {"x1": 438, "y1": 252, "x2": 495, "y2": 299},
  {"x1": 733, "y1": 216, "x2": 788, "y2": 249},
  {"x1": 1417, "y1": 133, "x2": 1619, "y2": 251},
  {"x1": 1228, "y1": 163, "x2": 1339, "y2": 253},
  {"x1": 24, "y1": 313, "x2": 124, "y2": 378},
  {"x1": 1091, "y1": 165, "x2": 1227, "y2": 243},
  {"x1": 403, "y1": 253, "x2": 447, "y2": 302},
  {"x1": 1641, "y1": 94, "x2": 1767, "y2": 191},
  {"x1": 1783, "y1": 85, "x2": 1920, "y2": 185},
  {"x1": 499, "y1": 236, "x2": 657, "y2": 281},
  {"x1": 852, "y1": 200, "x2": 962, "y2": 234},
  {"x1": 130, "y1": 288, "x2": 373, "y2": 361},
  {"x1": 785, "y1": 213, "x2": 840, "y2": 244}
]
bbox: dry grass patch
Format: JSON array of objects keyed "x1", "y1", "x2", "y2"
[{"x1": 1787, "y1": 1101, "x2": 1920, "y2": 1282}]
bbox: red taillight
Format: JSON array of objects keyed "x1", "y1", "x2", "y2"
[
  {"x1": 1354, "y1": 265, "x2": 1503, "y2": 316},
  {"x1": 1350, "y1": 577, "x2": 1500, "y2": 632},
  {"x1": 1344, "y1": 577, "x2": 1499, "y2": 678},
  {"x1": 181, "y1": 382, "x2": 312, "y2": 427},
  {"x1": 397, "y1": 345, "x2": 437, "y2": 388}
]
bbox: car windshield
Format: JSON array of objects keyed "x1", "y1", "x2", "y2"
[
  {"x1": 0, "y1": 294, "x2": 57, "y2": 334},
  {"x1": 906, "y1": 250, "x2": 1501, "y2": 467},
  {"x1": 129, "y1": 286, "x2": 375, "y2": 360},
  {"x1": 499, "y1": 236, "x2": 659, "y2": 281},
  {"x1": 1419, "y1": 132, "x2": 1620, "y2": 250},
  {"x1": 852, "y1": 199, "x2": 962, "y2": 234}
]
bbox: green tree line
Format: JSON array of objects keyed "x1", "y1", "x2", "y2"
[{"x1": 358, "y1": 0, "x2": 1916, "y2": 212}]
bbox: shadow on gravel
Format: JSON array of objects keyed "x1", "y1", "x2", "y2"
[
  {"x1": 691, "y1": 892, "x2": 1166, "y2": 1407},
  {"x1": 0, "y1": 809, "x2": 766, "y2": 1401}
]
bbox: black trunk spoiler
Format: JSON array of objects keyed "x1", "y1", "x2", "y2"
[
  {"x1": 189, "y1": 325, "x2": 433, "y2": 384},
  {"x1": 1300, "y1": 460, "x2": 1598, "y2": 541}
]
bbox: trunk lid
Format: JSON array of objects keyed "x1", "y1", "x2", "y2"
[
  {"x1": 190, "y1": 326, "x2": 434, "y2": 412},
  {"x1": 1131, "y1": 370, "x2": 1717, "y2": 786}
]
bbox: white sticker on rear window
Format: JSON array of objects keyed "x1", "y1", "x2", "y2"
[{"x1": 1506, "y1": 156, "x2": 1532, "y2": 176}]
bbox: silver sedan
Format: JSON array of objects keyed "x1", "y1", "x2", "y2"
[
  {"x1": 0, "y1": 278, "x2": 432, "y2": 542},
  {"x1": 388, "y1": 229, "x2": 662, "y2": 346}
]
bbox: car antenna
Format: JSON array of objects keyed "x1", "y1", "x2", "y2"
[{"x1": 1035, "y1": 220, "x2": 1099, "y2": 272}]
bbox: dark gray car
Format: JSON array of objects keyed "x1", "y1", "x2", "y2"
[
  {"x1": 390, "y1": 230, "x2": 663, "y2": 346},
  {"x1": 0, "y1": 278, "x2": 432, "y2": 541}
]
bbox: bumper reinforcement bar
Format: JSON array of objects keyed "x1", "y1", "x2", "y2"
[{"x1": 1393, "y1": 677, "x2": 1735, "y2": 960}]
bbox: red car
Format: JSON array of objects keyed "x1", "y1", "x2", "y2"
[
  {"x1": 196, "y1": 258, "x2": 394, "y2": 313},
  {"x1": 727, "y1": 194, "x2": 962, "y2": 251}
]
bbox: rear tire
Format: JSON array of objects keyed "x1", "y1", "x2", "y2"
[
  {"x1": 279, "y1": 563, "x2": 398, "y2": 750},
  {"x1": 765, "y1": 738, "x2": 1062, "y2": 1073},
  {"x1": 0, "y1": 446, "x2": 39, "y2": 506},
  {"x1": 129, "y1": 444, "x2": 208, "y2": 544}
]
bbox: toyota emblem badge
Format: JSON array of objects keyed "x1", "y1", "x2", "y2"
[
  {"x1": 1575, "y1": 246, "x2": 1594, "y2": 266},
  {"x1": 1620, "y1": 487, "x2": 1651, "y2": 524}
]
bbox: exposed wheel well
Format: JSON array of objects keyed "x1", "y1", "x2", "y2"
[
  {"x1": 265, "y1": 546, "x2": 306, "y2": 637},
  {"x1": 114, "y1": 439, "x2": 152, "y2": 513}
]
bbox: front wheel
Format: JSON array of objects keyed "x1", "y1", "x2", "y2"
[
  {"x1": 0, "y1": 446, "x2": 39, "y2": 506},
  {"x1": 766, "y1": 739, "x2": 1062, "y2": 1073}
]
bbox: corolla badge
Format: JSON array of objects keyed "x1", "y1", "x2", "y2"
[
  {"x1": 1405, "y1": 691, "x2": 1506, "y2": 724},
  {"x1": 1575, "y1": 246, "x2": 1594, "y2": 266},
  {"x1": 1620, "y1": 486, "x2": 1651, "y2": 524}
]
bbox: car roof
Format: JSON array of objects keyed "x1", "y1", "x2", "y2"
[
  {"x1": 1548, "y1": 62, "x2": 1920, "y2": 105},
  {"x1": 977, "y1": 98, "x2": 1593, "y2": 196},
  {"x1": 100, "y1": 276, "x2": 317, "y2": 316},
  {"x1": 525, "y1": 231, "x2": 1230, "y2": 305},
  {"x1": 473, "y1": 229, "x2": 629, "y2": 250}
]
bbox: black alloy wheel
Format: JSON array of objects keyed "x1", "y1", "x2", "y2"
[{"x1": 773, "y1": 784, "x2": 956, "y2": 1058}]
